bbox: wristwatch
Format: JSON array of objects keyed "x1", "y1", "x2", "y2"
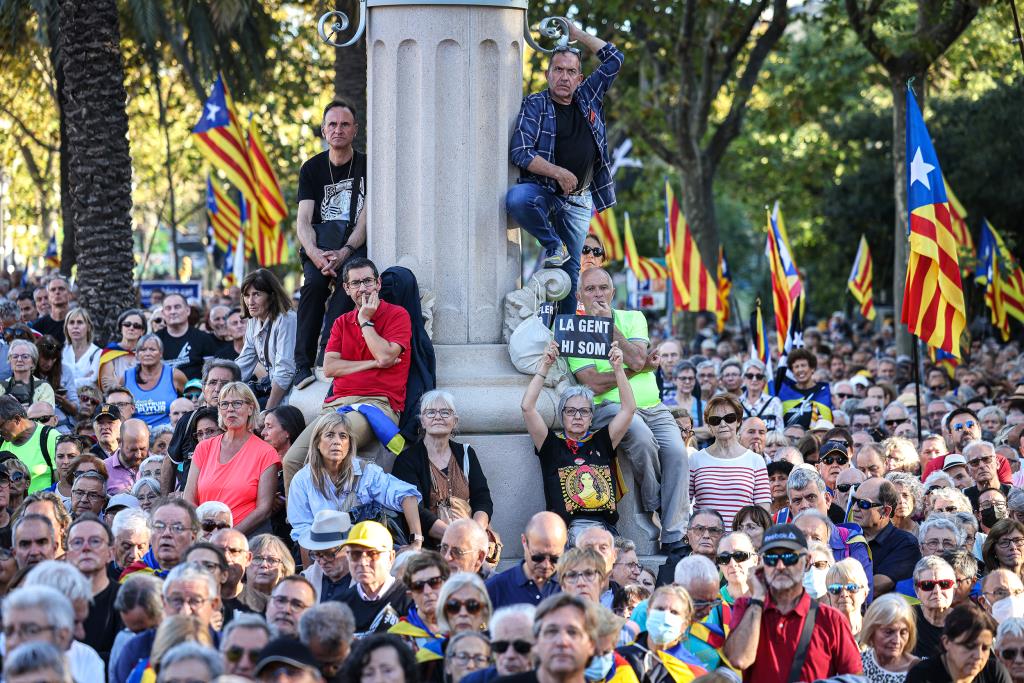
[
  {"x1": 360, "y1": 320, "x2": 375, "y2": 328},
  {"x1": 411, "y1": 533, "x2": 424, "y2": 543}
]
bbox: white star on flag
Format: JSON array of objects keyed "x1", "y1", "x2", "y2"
[
  {"x1": 909, "y1": 147, "x2": 934, "y2": 190},
  {"x1": 205, "y1": 102, "x2": 221, "y2": 122}
]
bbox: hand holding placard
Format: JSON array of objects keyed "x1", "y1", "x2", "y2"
[{"x1": 554, "y1": 314, "x2": 614, "y2": 360}]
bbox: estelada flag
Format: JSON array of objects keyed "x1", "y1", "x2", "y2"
[
  {"x1": 206, "y1": 175, "x2": 242, "y2": 252},
  {"x1": 847, "y1": 235, "x2": 877, "y2": 320},
  {"x1": 901, "y1": 87, "x2": 966, "y2": 357}
]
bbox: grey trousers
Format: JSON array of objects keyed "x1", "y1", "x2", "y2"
[{"x1": 593, "y1": 401, "x2": 690, "y2": 544}]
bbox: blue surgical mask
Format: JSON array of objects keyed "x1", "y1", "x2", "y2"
[
  {"x1": 584, "y1": 652, "x2": 615, "y2": 682},
  {"x1": 646, "y1": 609, "x2": 685, "y2": 645}
]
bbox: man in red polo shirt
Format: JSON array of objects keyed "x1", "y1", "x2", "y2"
[
  {"x1": 282, "y1": 257, "x2": 411, "y2": 486},
  {"x1": 723, "y1": 523, "x2": 861, "y2": 682}
]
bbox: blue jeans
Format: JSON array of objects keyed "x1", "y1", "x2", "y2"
[{"x1": 506, "y1": 182, "x2": 593, "y2": 315}]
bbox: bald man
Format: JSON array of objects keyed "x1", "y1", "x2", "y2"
[
  {"x1": 486, "y1": 511, "x2": 567, "y2": 609},
  {"x1": 440, "y1": 519, "x2": 489, "y2": 575},
  {"x1": 104, "y1": 418, "x2": 150, "y2": 495},
  {"x1": 739, "y1": 417, "x2": 768, "y2": 455}
]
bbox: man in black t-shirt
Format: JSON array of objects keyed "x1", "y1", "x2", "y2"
[
  {"x1": 292, "y1": 99, "x2": 369, "y2": 389},
  {"x1": 30, "y1": 276, "x2": 70, "y2": 343},
  {"x1": 156, "y1": 293, "x2": 221, "y2": 380}
]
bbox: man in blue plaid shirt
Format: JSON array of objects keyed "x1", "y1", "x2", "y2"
[{"x1": 506, "y1": 21, "x2": 624, "y2": 315}]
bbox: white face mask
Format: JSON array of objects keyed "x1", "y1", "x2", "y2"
[
  {"x1": 992, "y1": 594, "x2": 1024, "y2": 623},
  {"x1": 646, "y1": 609, "x2": 685, "y2": 645},
  {"x1": 803, "y1": 566, "x2": 828, "y2": 598}
]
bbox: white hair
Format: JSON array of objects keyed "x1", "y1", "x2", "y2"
[
  {"x1": 112, "y1": 507, "x2": 151, "y2": 537},
  {"x1": 2, "y1": 641, "x2": 71, "y2": 682},
  {"x1": 163, "y1": 561, "x2": 219, "y2": 600},
  {"x1": 490, "y1": 604, "x2": 537, "y2": 634},
  {"x1": 673, "y1": 554, "x2": 719, "y2": 589},
  {"x1": 436, "y1": 572, "x2": 491, "y2": 632},
  {"x1": 24, "y1": 560, "x2": 93, "y2": 604},
  {"x1": 917, "y1": 517, "x2": 965, "y2": 547},
  {"x1": 196, "y1": 500, "x2": 233, "y2": 527},
  {"x1": 997, "y1": 617, "x2": 1024, "y2": 648},
  {"x1": 158, "y1": 642, "x2": 224, "y2": 680},
  {"x1": 2, "y1": 586, "x2": 74, "y2": 632}
]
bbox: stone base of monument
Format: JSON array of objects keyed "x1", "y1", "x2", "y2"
[{"x1": 287, "y1": 346, "x2": 661, "y2": 560}]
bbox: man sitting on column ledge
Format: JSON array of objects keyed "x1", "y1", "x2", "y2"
[{"x1": 506, "y1": 18, "x2": 624, "y2": 316}]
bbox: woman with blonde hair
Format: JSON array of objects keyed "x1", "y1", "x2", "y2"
[
  {"x1": 555, "y1": 547, "x2": 610, "y2": 604},
  {"x1": 619, "y1": 584, "x2": 707, "y2": 679},
  {"x1": 246, "y1": 533, "x2": 295, "y2": 602},
  {"x1": 61, "y1": 307, "x2": 101, "y2": 389},
  {"x1": 436, "y1": 572, "x2": 492, "y2": 635},
  {"x1": 286, "y1": 411, "x2": 423, "y2": 548},
  {"x1": 858, "y1": 593, "x2": 919, "y2": 681},
  {"x1": 824, "y1": 558, "x2": 870, "y2": 636},
  {"x1": 183, "y1": 382, "x2": 280, "y2": 535}
]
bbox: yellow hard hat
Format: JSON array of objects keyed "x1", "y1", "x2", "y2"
[{"x1": 340, "y1": 520, "x2": 392, "y2": 551}]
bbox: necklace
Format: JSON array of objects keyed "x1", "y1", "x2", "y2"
[{"x1": 327, "y1": 151, "x2": 355, "y2": 186}]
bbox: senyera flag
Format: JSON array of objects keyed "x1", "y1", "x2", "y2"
[
  {"x1": 847, "y1": 235, "x2": 877, "y2": 321},
  {"x1": 623, "y1": 212, "x2": 668, "y2": 281},
  {"x1": 664, "y1": 181, "x2": 719, "y2": 315},
  {"x1": 588, "y1": 208, "x2": 623, "y2": 261},
  {"x1": 901, "y1": 87, "x2": 965, "y2": 357}
]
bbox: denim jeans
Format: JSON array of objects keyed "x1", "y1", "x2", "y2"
[{"x1": 506, "y1": 182, "x2": 593, "y2": 315}]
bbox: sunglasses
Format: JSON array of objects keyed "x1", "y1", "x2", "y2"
[
  {"x1": 916, "y1": 579, "x2": 955, "y2": 592},
  {"x1": 121, "y1": 321, "x2": 145, "y2": 330},
  {"x1": 835, "y1": 392, "x2": 853, "y2": 400},
  {"x1": 744, "y1": 373, "x2": 765, "y2": 381},
  {"x1": 762, "y1": 552, "x2": 803, "y2": 567},
  {"x1": 716, "y1": 551, "x2": 752, "y2": 565},
  {"x1": 826, "y1": 583, "x2": 863, "y2": 595},
  {"x1": 444, "y1": 598, "x2": 484, "y2": 616},
  {"x1": 409, "y1": 576, "x2": 445, "y2": 593},
  {"x1": 821, "y1": 454, "x2": 849, "y2": 466},
  {"x1": 850, "y1": 496, "x2": 885, "y2": 510},
  {"x1": 224, "y1": 646, "x2": 263, "y2": 663},
  {"x1": 835, "y1": 483, "x2": 860, "y2": 494},
  {"x1": 952, "y1": 420, "x2": 976, "y2": 432},
  {"x1": 32, "y1": 415, "x2": 54, "y2": 423},
  {"x1": 581, "y1": 246, "x2": 605, "y2": 258},
  {"x1": 201, "y1": 520, "x2": 231, "y2": 533},
  {"x1": 884, "y1": 418, "x2": 908, "y2": 428},
  {"x1": 1001, "y1": 648, "x2": 1024, "y2": 661},
  {"x1": 706, "y1": 413, "x2": 739, "y2": 427},
  {"x1": 552, "y1": 44, "x2": 582, "y2": 56},
  {"x1": 7, "y1": 471, "x2": 25, "y2": 483},
  {"x1": 530, "y1": 552, "x2": 560, "y2": 565},
  {"x1": 492, "y1": 640, "x2": 532, "y2": 655}
]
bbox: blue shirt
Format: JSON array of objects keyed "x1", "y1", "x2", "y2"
[
  {"x1": 485, "y1": 561, "x2": 561, "y2": 610},
  {"x1": 462, "y1": 666, "x2": 498, "y2": 683},
  {"x1": 509, "y1": 43, "x2": 624, "y2": 212},
  {"x1": 870, "y1": 522, "x2": 922, "y2": 585}
]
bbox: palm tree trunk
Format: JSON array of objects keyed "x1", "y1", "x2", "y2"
[{"x1": 59, "y1": 0, "x2": 135, "y2": 345}]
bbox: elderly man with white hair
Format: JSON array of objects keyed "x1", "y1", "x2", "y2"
[
  {"x1": 1, "y1": 584, "x2": 103, "y2": 683},
  {"x1": 111, "y1": 561, "x2": 222, "y2": 682},
  {"x1": 996, "y1": 617, "x2": 1024, "y2": 682},
  {"x1": 891, "y1": 517, "x2": 965, "y2": 598},
  {"x1": 673, "y1": 554, "x2": 729, "y2": 671},
  {"x1": 111, "y1": 507, "x2": 151, "y2": 575},
  {"x1": 963, "y1": 440, "x2": 1012, "y2": 512},
  {"x1": 440, "y1": 518, "x2": 489, "y2": 576}
]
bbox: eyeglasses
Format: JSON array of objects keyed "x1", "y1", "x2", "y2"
[
  {"x1": 253, "y1": 554, "x2": 284, "y2": 566},
  {"x1": 810, "y1": 560, "x2": 831, "y2": 570},
  {"x1": 762, "y1": 552, "x2": 804, "y2": 567},
  {"x1": 409, "y1": 576, "x2": 445, "y2": 593},
  {"x1": 689, "y1": 525, "x2": 724, "y2": 537},
  {"x1": 8, "y1": 354, "x2": 31, "y2": 361},
  {"x1": 864, "y1": 405, "x2": 882, "y2": 413},
  {"x1": 451, "y1": 652, "x2": 490, "y2": 666},
  {"x1": 581, "y1": 246, "x2": 605, "y2": 258},
  {"x1": 562, "y1": 569, "x2": 600, "y2": 583},
  {"x1": 529, "y1": 552, "x2": 560, "y2": 566},
  {"x1": 915, "y1": 579, "x2": 955, "y2": 592},
  {"x1": 836, "y1": 483, "x2": 859, "y2": 493},
  {"x1": 744, "y1": 373, "x2": 765, "y2": 381},
  {"x1": 166, "y1": 595, "x2": 209, "y2": 610},
  {"x1": 6, "y1": 471, "x2": 25, "y2": 483},
  {"x1": 270, "y1": 594, "x2": 310, "y2": 611},
  {"x1": 997, "y1": 537, "x2": 1024, "y2": 550},
  {"x1": 121, "y1": 321, "x2": 145, "y2": 330},
  {"x1": 440, "y1": 544, "x2": 473, "y2": 559},
  {"x1": 692, "y1": 598, "x2": 723, "y2": 610},
  {"x1": 348, "y1": 548, "x2": 384, "y2": 562},
  {"x1": 2, "y1": 624, "x2": 56, "y2": 639},
  {"x1": 1001, "y1": 648, "x2": 1024, "y2": 661},
  {"x1": 850, "y1": 496, "x2": 885, "y2": 510},
  {"x1": 109, "y1": 401, "x2": 134, "y2": 409},
  {"x1": 986, "y1": 587, "x2": 1024, "y2": 601},
  {"x1": 821, "y1": 454, "x2": 849, "y2": 466},
  {"x1": 952, "y1": 420, "x2": 977, "y2": 432},
  {"x1": 71, "y1": 488, "x2": 106, "y2": 502},
  {"x1": 423, "y1": 409, "x2": 454, "y2": 419},
  {"x1": 716, "y1": 551, "x2": 752, "y2": 565},
  {"x1": 445, "y1": 598, "x2": 484, "y2": 615},
  {"x1": 826, "y1": 583, "x2": 863, "y2": 595},
  {"x1": 201, "y1": 519, "x2": 231, "y2": 533},
  {"x1": 492, "y1": 639, "x2": 532, "y2": 655},
  {"x1": 152, "y1": 522, "x2": 191, "y2": 534},
  {"x1": 220, "y1": 400, "x2": 247, "y2": 411},
  {"x1": 562, "y1": 407, "x2": 593, "y2": 418},
  {"x1": 614, "y1": 561, "x2": 642, "y2": 571},
  {"x1": 309, "y1": 546, "x2": 344, "y2": 562},
  {"x1": 922, "y1": 539, "x2": 958, "y2": 550},
  {"x1": 968, "y1": 455, "x2": 995, "y2": 468},
  {"x1": 224, "y1": 646, "x2": 263, "y2": 663},
  {"x1": 706, "y1": 414, "x2": 739, "y2": 427},
  {"x1": 68, "y1": 536, "x2": 107, "y2": 551},
  {"x1": 195, "y1": 427, "x2": 223, "y2": 441},
  {"x1": 346, "y1": 276, "x2": 377, "y2": 289},
  {"x1": 0, "y1": 548, "x2": 11, "y2": 561}
]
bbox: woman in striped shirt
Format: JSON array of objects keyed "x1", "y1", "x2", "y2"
[{"x1": 688, "y1": 394, "x2": 771, "y2": 530}]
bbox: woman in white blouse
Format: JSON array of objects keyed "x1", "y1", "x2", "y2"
[
  {"x1": 61, "y1": 308, "x2": 101, "y2": 389},
  {"x1": 235, "y1": 269, "x2": 297, "y2": 410}
]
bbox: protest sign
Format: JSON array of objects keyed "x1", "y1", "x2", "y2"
[{"x1": 554, "y1": 314, "x2": 613, "y2": 359}]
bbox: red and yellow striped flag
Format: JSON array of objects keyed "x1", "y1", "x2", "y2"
[
  {"x1": 847, "y1": 235, "x2": 877, "y2": 320},
  {"x1": 665, "y1": 181, "x2": 719, "y2": 314},
  {"x1": 716, "y1": 246, "x2": 731, "y2": 332},
  {"x1": 192, "y1": 74, "x2": 259, "y2": 232},
  {"x1": 247, "y1": 117, "x2": 287, "y2": 266},
  {"x1": 206, "y1": 175, "x2": 242, "y2": 252},
  {"x1": 588, "y1": 208, "x2": 623, "y2": 261},
  {"x1": 901, "y1": 88, "x2": 965, "y2": 356},
  {"x1": 944, "y1": 177, "x2": 974, "y2": 276},
  {"x1": 623, "y1": 212, "x2": 667, "y2": 281}
]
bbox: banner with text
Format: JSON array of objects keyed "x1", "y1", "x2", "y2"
[{"x1": 554, "y1": 314, "x2": 614, "y2": 359}]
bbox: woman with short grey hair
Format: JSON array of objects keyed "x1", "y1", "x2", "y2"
[
  {"x1": 1, "y1": 338, "x2": 55, "y2": 407},
  {"x1": 2, "y1": 641, "x2": 73, "y2": 683},
  {"x1": 996, "y1": 617, "x2": 1024, "y2": 683},
  {"x1": 157, "y1": 642, "x2": 224, "y2": 683},
  {"x1": 886, "y1": 471, "x2": 923, "y2": 535},
  {"x1": 436, "y1": 572, "x2": 492, "y2": 634}
]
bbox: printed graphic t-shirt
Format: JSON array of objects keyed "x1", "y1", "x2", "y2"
[{"x1": 536, "y1": 426, "x2": 618, "y2": 526}]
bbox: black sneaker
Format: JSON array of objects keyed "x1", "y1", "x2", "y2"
[{"x1": 292, "y1": 367, "x2": 315, "y2": 390}]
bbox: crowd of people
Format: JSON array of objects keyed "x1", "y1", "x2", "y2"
[{"x1": 1, "y1": 16, "x2": 1024, "y2": 683}]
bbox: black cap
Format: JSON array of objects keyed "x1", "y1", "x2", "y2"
[
  {"x1": 253, "y1": 638, "x2": 320, "y2": 677},
  {"x1": 766, "y1": 460, "x2": 794, "y2": 478},
  {"x1": 760, "y1": 524, "x2": 808, "y2": 553},
  {"x1": 818, "y1": 439, "x2": 849, "y2": 459},
  {"x1": 92, "y1": 404, "x2": 120, "y2": 422}
]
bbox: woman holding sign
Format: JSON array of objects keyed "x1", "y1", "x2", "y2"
[{"x1": 521, "y1": 340, "x2": 636, "y2": 545}]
